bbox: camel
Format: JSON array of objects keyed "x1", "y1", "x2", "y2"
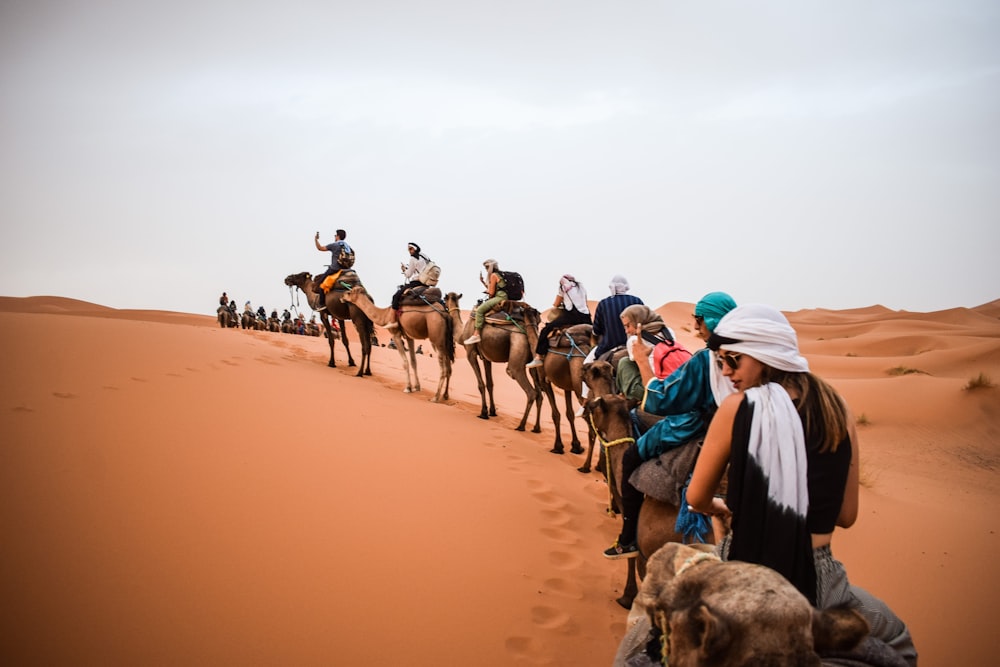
[
  {"x1": 217, "y1": 306, "x2": 238, "y2": 329},
  {"x1": 535, "y1": 323, "x2": 595, "y2": 456},
  {"x1": 613, "y1": 542, "x2": 871, "y2": 667},
  {"x1": 283, "y1": 272, "x2": 373, "y2": 377},
  {"x1": 587, "y1": 393, "x2": 716, "y2": 609},
  {"x1": 240, "y1": 311, "x2": 254, "y2": 330},
  {"x1": 458, "y1": 300, "x2": 546, "y2": 432},
  {"x1": 342, "y1": 285, "x2": 459, "y2": 402},
  {"x1": 578, "y1": 358, "x2": 618, "y2": 473}
]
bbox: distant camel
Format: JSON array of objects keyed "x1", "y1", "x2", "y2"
[
  {"x1": 458, "y1": 299, "x2": 546, "y2": 432},
  {"x1": 536, "y1": 323, "x2": 594, "y2": 456},
  {"x1": 588, "y1": 392, "x2": 715, "y2": 609},
  {"x1": 283, "y1": 271, "x2": 373, "y2": 377},
  {"x1": 578, "y1": 359, "x2": 618, "y2": 473},
  {"x1": 241, "y1": 311, "x2": 255, "y2": 330},
  {"x1": 217, "y1": 306, "x2": 238, "y2": 329},
  {"x1": 342, "y1": 285, "x2": 460, "y2": 402}
]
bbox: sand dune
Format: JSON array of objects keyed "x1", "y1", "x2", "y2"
[{"x1": 1, "y1": 295, "x2": 998, "y2": 665}]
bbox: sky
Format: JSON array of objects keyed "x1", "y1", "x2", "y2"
[{"x1": 1, "y1": 0, "x2": 998, "y2": 319}]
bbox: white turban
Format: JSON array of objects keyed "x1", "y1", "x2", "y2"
[
  {"x1": 713, "y1": 303, "x2": 809, "y2": 373},
  {"x1": 608, "y1": 274, "x2": 630, "y2": 295}
]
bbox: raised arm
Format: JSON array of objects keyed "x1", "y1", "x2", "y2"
[{"x1": 687, "y1": 392, "x2": 740, "y2": 520}]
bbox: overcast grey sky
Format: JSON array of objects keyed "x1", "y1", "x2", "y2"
[{"x1": 2, "y1": 0, "x2": 998, "y2": 318}]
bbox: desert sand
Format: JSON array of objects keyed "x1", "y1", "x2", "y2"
[{"x1": 1, "y1": 295, "x2": 998, "y2": 665}]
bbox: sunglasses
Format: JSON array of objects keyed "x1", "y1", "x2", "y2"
[
  {"x1": 693, "y1": 315, "x2": 704, "y2": 325},
  {"x1": 716, "y1": 351, "x2": 743, "y2": 371}
]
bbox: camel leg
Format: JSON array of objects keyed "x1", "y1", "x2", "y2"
[
  {"x1": 431, "y1": 343, "x2": 450, "y2": 403},
  {"x1": 467, "y1": 353, "x2": 492, "y2": 419},
  {"x1": 320, "y1": 313, "x2": 338, "y2": 368},
  {"x1": 529, "y1": 368, "x2": 544, "y2": 433},
  {"x1": 508, "y1": 365, "x2": 536, "y2": 432},
  {"x1": 577, "y1": 404, "x2": 596, "y2": 473},
  {"x1": 484, "y1": 361, "x2": 497, "y2": 418},
  {"x1": 395, "y1": 333, "x2": 418, "y2": 393},
  {"x1": 564, "y1": 390, "x2": 584, "y2": 455},
  {"x1": 337, "y1": 317, "x2": 357, "y2": 368},
  {"x1": 540, "y1": 377, "x2": 564, "y2": 454},
  {"x1": 618, "y1": 558, "x2": 638, "y2": 610}
]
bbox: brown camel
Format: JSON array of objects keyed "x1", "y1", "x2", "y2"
[
  {"x1": 578, "y1": 358, "x2": 618, "y2": 473},
  {"x1": 458, "y1": 300, "x2": 545, "y2": 432},
  {"x1": 587, "y1": 393, "x2": 716, "y2": 609},
  {"x1": 342, "y1": 285, "x2": 459, "y2": 402},
  {"x1": 613, "y1": 542, "x2": 870, "y2": 667},
  {"x1": 535, "y1": 323, "x2": 595, "y2": 456},
  {"x1": 217, "y1": 306, "x2": 238, "y2": 328},
  {"x1": 283, "y1": 272, "x2": 373, "y2": 377}
]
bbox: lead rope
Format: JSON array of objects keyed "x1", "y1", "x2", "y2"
[
  {"x1": 589, "y1": 412, "x2": 635, "y2": 516},
  {"x1": 657, "y1": 551, "x2": 721, "y2": 665}
]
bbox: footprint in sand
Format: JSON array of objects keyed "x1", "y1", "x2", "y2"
[
  {"x1": 548, "y1": 550, "x2": 583, "y2": 571},
  {"x1": 102, "y1": 385, "x2": 119, "y2": 391},
  {"x1": 530, "y1": 605, "x2": 577, "y2": 634},
  {"x1": 540, "y1": 576, "x2": 584, "y2": 600},
  {"x1": 539, "y1": 508, "x2": 574, "y2": 528},
  {"x1": 11, "y1": 405, "x2": 35, "y2": 413},
  {"x1": 529, "y1": 489, "x2": 569, "y2": 511},
  {"x1": 503, "y1": 636, "x2": 538, "y2": 661},
  {"x1": 130, "y1": 377, "x2": 147, "y2": 383},
  {"x1": 540, "y1": 526, "x2": 579, "y2": 546},
  {"x1": 52, "y1": 392, "x2": 77, "y2": 399}
]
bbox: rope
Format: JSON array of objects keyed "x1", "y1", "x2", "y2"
[
  {"x1": 589, "y1": 412, "x2": 635, "y2": 516},
  {"x1": 657, "y1": 550, "x2": 721, "y2": 665},
  {"x1": 552, "y1": 329, "x2": 588, "y2": 359}
]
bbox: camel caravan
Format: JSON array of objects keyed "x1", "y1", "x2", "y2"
[{"x1": 275, "y1": 236, "x2": 918, "y2": 666}]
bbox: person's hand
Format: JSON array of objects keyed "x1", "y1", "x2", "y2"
[
  {"x1": 400, "y1": 263, "x2": 406, "y2": 273},
  {"x1": 315, "y1": 232, "x2": 320, "y2": 240},
  {"x1": 631, "y1": 333, "x2": 652, "y2": 358},
  {"x1": 479, "y1": 271, "x2": 486, "y2": 286}
]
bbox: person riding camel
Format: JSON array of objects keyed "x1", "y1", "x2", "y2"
[
  {"x1": 387, "y1": 242, "x2": 429, "y2": 331},
  {"x1": 464, "y1": 259, "x2": 508, "y2": 345},
  {"x1": 313, "y1": 229, "x2": 353, "y2": 312},
  {"x1": 526, "y1": 274, "x2": 592, "y2": 369}
]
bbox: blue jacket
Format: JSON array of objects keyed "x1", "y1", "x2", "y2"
[{"x1": 636, "y1": 348, "x2": 718, "y2": 460}]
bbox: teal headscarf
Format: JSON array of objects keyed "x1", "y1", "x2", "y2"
[{"x1": 694, "y1": 292, "x2": 737, "y2": 333}]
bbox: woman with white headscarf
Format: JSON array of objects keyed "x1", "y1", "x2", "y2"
[
  {"x1": 687, "y1": 304, "x2": 917, "y2": 666},
  {"x1": 526, "y1": 274, "x2": 591, "y2": 368}
]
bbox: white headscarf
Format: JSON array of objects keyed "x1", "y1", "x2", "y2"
[
  {"x1": 559, "y1": 274, "x2": 590, "y2": 314},
  {"x1": 714, "y1": 304, "x2": 809, "y2": 373},
  {"x1": 608, "y1": 274, "x2": 630, "y2": 296}
]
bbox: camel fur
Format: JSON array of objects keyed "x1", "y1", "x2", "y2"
[{"x1": 614, "y1": 542, "x2": 870, "y2": 667}]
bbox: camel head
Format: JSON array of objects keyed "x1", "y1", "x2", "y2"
[
  {"x1": 585, "y1": 394, "x2": 631, "y2": 440},
  {"x1": 284, "y1": 272, "x2": 312, "y2": 289},
  {"x1": 341, "y1": 284, "x2": 368, "y2": 303},
  {"x1": 638, "y1": 543, "x2": 869, "y2": 667},
  {"x1": 521, "y1": 306, "x2": 541, "y2": 327},
  {"x1": 444, "y1": 292, "x2": 462, "y2": 309},
  {"x1": 581, "y1": 360, "x2": 615, "y2": 397}
]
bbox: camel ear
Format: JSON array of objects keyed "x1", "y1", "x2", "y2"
[
  {"x1": 811, "y1": 606, "x2": 868, "y2": 654},
  {"x1": 692, "y1": 603, "x2": 732, "y2": 661}
]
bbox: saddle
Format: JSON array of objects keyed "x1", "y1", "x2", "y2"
[
  {"x1": 317, "y1": 270, "x2": 361, "y2": 294},
  {"x1": 483, "y1": 300, "x2": 531, "y2": 326},
  {"x1": 628, "y1": 438, "x2": 703, "y2": 506},
  {"x1": 399, "y1": 285, "x2": 442, "y2": 306},
  {"x1": 547, "y1": 323, "x2": 592, "y2": 349}
]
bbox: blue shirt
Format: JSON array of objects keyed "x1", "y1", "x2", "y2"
[
  {"x1": 636, "y1": 348, "x2": 718, "y2": 459},
  {"x1": 592, "y1": 293, "x2": 644, "y2": 358}
]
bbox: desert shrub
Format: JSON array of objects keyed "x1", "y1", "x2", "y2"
[
  {"x1": 856, "y1": 413, "x2": 871, "y2": 426},
  {"x1": 964, "y1": 373, "x2": 995, "y2": 391}
]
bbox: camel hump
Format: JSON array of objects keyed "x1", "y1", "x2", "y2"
[
  {"x1": 549, "y1": 323, "x2": 593, "y2": 349},
  {"x1": 330, "y1": 270, "x2": 362, "y2": 291},
  {"x1": 399, "y1": 285, "x2": 442, "y2": 305}
]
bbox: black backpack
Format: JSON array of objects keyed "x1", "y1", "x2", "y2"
[{"x1": 499, "y1": 270, "x2": 524, "y2": 300}]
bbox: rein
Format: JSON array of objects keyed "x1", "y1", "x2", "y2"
[
  {"x1": 656, "y1": 551, "x2": 721, "y2": 666},
  {"x1": 551, "y1": 330, "x2": 588, "y2": 359},
  {"x1": 589, "y1": 412, "x2": 636, "y2": 516}
]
